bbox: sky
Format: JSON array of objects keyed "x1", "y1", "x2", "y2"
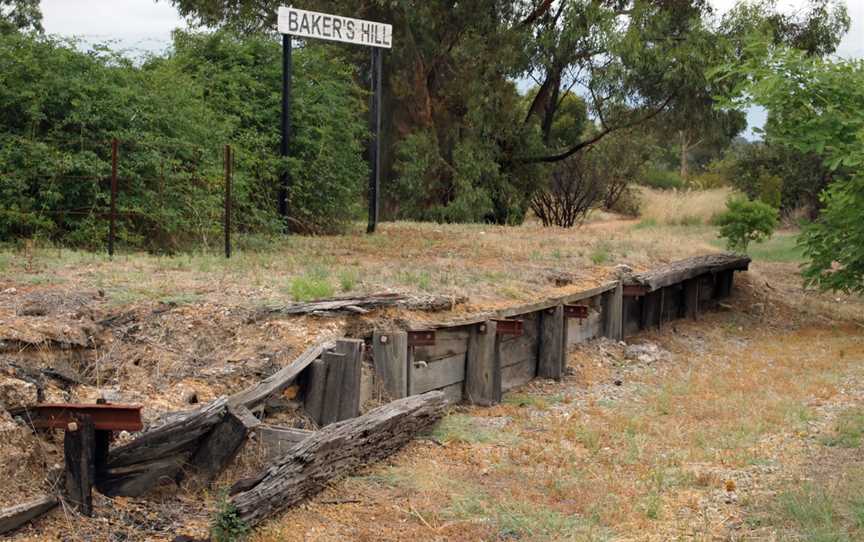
[{"x1": 40, "y1": 0, "x2": 864, "y2": 138}]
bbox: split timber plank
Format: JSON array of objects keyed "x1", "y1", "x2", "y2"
[
  {"x1": 0, "y1": 495, "x2": 58, "y2": 535},
  {"x1": 684, "y1": 277, "x2": 700, "y2": 319},
  {"x1": 413, "y1": 329, "x2": 470, "y2": 362},
  {"x1": 409, "y1": 353, "x2": 466, "y2": 395},
  {"x1": 301, "y1": 358, "x2": 328, "y2": 425},
  {"x1": 229, "y1": 341, "x2": 335, "y2": 411},
  {"x1": 501, "y1": 358, "x2": 537, "y2": 391},
  {"x1": 229, "y1": 391, "x2": 448, "y2": 527},
  {"x1": 253, "y1": 425, "x2": 313, "y2": 461},
  {"x1": 626, "y1": 253, "x2": 750, "y2": 293}
]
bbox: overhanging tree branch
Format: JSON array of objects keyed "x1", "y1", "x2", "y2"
[{"x1": 522, "y1": 94, "x2": 675, "y2": 164}]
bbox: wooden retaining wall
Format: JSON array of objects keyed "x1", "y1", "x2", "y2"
[{"x1": 369, "y1": 254, "x2": 750, "y2": 405}]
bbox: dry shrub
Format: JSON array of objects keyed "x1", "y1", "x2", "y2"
[{"x1": 638, "y1": 186, "x2": 731, "y2": 225}]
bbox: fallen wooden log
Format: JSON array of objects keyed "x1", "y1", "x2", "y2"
[
  {"x1": 247, "y1": 292, "x2": 465, "y2": 322},
  {"x1": 0, "y1": 495, "x2": 58, "y2": 535},
  {"x1": 229, "y1": 391, "x2": 448, "y2": 527},
  {"x1": 626, "y1": 253, "x2": 751, "y2": 293}
]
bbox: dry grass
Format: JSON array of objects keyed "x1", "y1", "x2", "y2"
[
  {"x1": 0, "y1": 219, "x2": 723, "y2": 313},
  {"x1": 638, "y1": 186, "x2": 731, "y2": 226},
  {"x1": 248, "y1": 278, "x2": 864, "y2": 541}
]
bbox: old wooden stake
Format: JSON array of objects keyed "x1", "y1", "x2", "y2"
[
  {"x1": 684, "y1": 277, "x2": 700, "y2": 319},
  {"x1": 64, "y1": 416, "x2": 95, "y2": 516},
  {"x1": 335, "y1": 339, "x2": 363, "y2": 421},
  {"x1": 603, "y1": 282, "x2": 624, "y2": 341},
  {"x1": 302, "y1": 358, "x2": 328, "y2": 425},
  {"x1": 372, "y1": 331, "x2": 408, "y2": 399},
  {"x1": 538, "y1": 305, "x2": 565, "y2": 380},
  {"x1": 465, "y1": 321, "x2": 500, "y2": 405}
]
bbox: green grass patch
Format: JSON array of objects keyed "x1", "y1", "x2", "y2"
[
  {"x1": 748, "y1": 233, "x2": 805, "y2": 262},
  {"x1": 590, "y1": 242, "x2": 612, "y2": 265},
  {"x1": 821, "y1": 408, "x2": 864, "y2": 449},
  {"x1": 431, "y1": 414, "x2": 515, "y2": 445},
  {"x1": 633, "y1": 218, "x2": 658, "y2": 229},
  {"x1": 286, "y1": 267, "x2": 334, "y2": 301}
]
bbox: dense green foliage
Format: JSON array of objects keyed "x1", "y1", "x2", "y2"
[
  {"x1": 716, "y1": 197, "x2": 779, "y2": 253},
  {"x1": 716, "y1": 37, "x2": 864, "y2": 292},
  {"x1": 0, "y1": 30, "x2": 368, "y2": 249}
]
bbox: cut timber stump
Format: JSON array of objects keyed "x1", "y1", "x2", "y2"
[
  {"x1": 230, "y1": 391, "x2": 448, "y2": 527},
  {"x1": 0, "y1": 495, "x2": 58, "y2": 535},
  {"x1": 465, "y1": 321, "x2": 500, "y2": 406}
]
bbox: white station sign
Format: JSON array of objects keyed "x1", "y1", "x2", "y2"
[{"x1": 278, "y1": 7, "x2": 392, "y2": 49}]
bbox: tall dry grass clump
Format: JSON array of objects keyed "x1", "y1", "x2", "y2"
[{"x1": 638, "y1": 186, "x2": 731, "y2": 226}]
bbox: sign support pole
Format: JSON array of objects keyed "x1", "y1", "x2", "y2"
[
  {"x1": 279, "y1": 35, "x2": 292, "y2": 228},
  {"x1": 367, "y1": 47, "x2": 382, "y2": 234}
]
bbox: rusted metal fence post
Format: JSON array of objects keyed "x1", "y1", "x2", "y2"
[
  {"x1": 108, "y1": 138, "x2": 118, "y2": 258},
  {"x1": 224, "y1": 144, "x2": 232, "y2": 259}
]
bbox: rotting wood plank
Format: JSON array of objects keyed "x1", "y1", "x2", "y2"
[
  {"x1": 0, "y1": 495, "x2": 58, "y2": 535},
  {"x1": 248, "y1": 293, "x2": 465, "y2": 321},
  {"x1": 641, "y1": 290, "x2": 662, "y2": 330},
  {"x1": 253, "y1": 425, "x2": 313, "y2": 461},
  {"x1": 191, "y1": 405, "x2": 261, "y2": 482},
  {"x1": 229, "y1": 391, "x2": 448, "y2": 528},
  {"x1": 465, "y1": 321, "x2": 500, "y2": 406},
  {"x1": 97, "y1": 397, "x2": 228, "y2": 497},
  {"x1": 568, "y1": 310, "x2": 603, "y2": 345},
  {"x1": 626, "y1": 253, "x2": 750, "y2": 293},
  {"x1": 501, "y1": 358, "x2": 537, "y2": 391},
  {"x1": 538, "y1": 305, "x2": 564, "y2": 380},
  {"x1": 372, "y1": 331, "x2": 407, "y2": 399},
  {"x1": 409, "y1": 353, "x2": 466, "y2": 395},
  {"x1": 412, "y1": 329, "x2": 470, "y2": 362},
  {"x1": 229, "y1": 341, "x2": 335, "y2": 411}
]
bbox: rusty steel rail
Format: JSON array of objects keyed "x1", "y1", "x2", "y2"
[{"x1": 22, "y1": 404, "x2": 143, "y2": 432}]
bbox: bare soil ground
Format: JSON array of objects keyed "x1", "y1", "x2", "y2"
[{"x1": 1, "y1": 210, "x2": 862, "y2": 541}]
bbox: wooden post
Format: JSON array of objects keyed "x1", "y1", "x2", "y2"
[
  {"x1": 716, "y1": 270, "x2": 734, "y2": 298},
  {"x1": 465, "y1": 321, "x2": 500, "y2": 406},
  {"x1": 319, "y1": 350, "x2": 347, "y2": 426},
  {"x1": 302, "y1": 358, "x2": 328, "y2": 425},
  {"x1": 641, "y1": 290, "x2": 662, "y2": 330},
  {"x1": 538, "y1": 306, "x2": 565, "y2": 380},
  {"x1": 191, "y1": 406, "x2": 260, "y2": 481},
  {"x1": 372, "y1": 331, "x2": 408, "y2": 399},
  {"x1": 335, "y1": 339, "x2": 363, "y2": 421},
  {"x1": 684, "y1": 278, "x2": 700, "y2": 319},
  {"x1": 64, "y1": 416, "x2": 95, "y2": 516},
  {"x1": 603, "y1": 282, "x2": 624, "y2": 341}
]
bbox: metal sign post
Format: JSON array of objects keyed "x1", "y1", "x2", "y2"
[{"x1": 277, "y1": 6, "x2": 392, "y2": 234}]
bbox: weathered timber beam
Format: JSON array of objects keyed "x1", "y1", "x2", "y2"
[
  {"x1": 0, "y1": 495, "x2": 58, "y2": 535},
  {"x1": 229, "y1": 391, "x2": 448, "y2": 527},
  {"x1": 627, "y1": 254, "x2": 750, "y2": 292}
]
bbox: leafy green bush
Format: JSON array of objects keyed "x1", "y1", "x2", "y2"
[
  {"x1": 0, "y1": 30, "x2": 367, "y2": 249},
  {"x1": 211, "y1": 493, "x2": 249, "y2": 542},
  {"x1": 640, "y1": 167, "x2": 685, "y2": 190},
  {"x1": 715, "y1": 197, "x2": 779, "y2": 253}
]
